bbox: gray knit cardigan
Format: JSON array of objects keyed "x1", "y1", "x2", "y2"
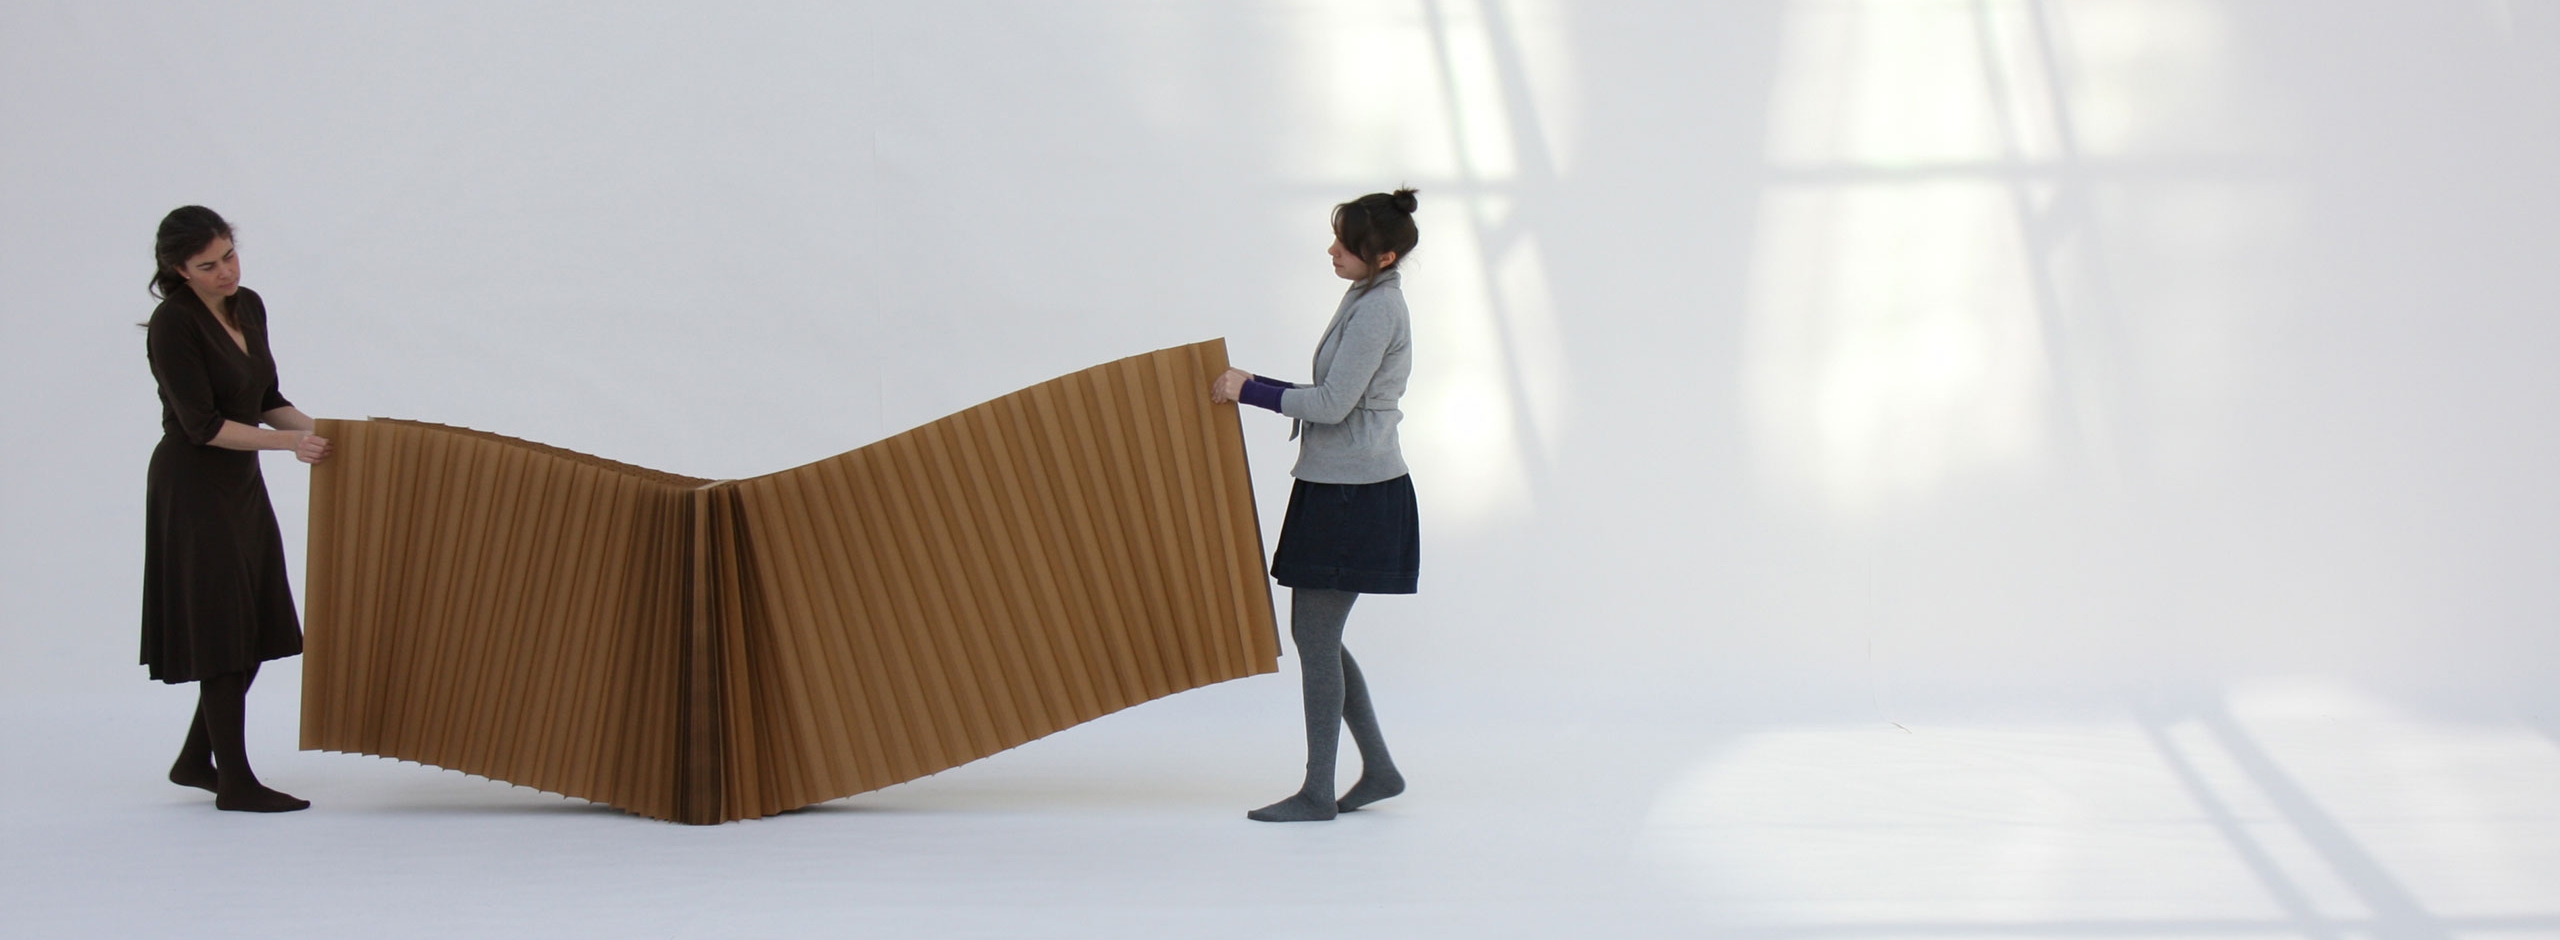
[{"x1": 1278, "y1": 268, "x2": 1412, "y2": 484}]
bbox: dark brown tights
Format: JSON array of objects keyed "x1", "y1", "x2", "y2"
[{"x1": 169, "y1": 665, "x2": 308, "y2": 812}]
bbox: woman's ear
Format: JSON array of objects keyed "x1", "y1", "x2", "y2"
[{"x1": 1377, "y1": 250, "x2": 1399, "y2": 269}]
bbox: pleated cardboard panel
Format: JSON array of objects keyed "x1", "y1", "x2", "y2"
[
  {"x1": 984, "y1": 395, "x2": 1110, "y2": 720},
  {"x1": 1049, "y1": 375, "x2": 1167, "y2": 704},
  {"x1": 301, "y1": 340, "x2": 1277, "y2": 822},
  {"x1": 736, "y1": 475, "x2": 832, "y2": 805},
  {"x1": 783, "y1": 460, "x2": 906, "y2": 786},
  {"x1": 827, "y1": 450, "x2": 954, "y2": 775},
  {"x1": 1011, "y1": 387, "x2": 1140, "y2": 713},
  {"x1": 924, "y1": 417, "x2": 1045, "y2": 737},
  {"x1": 957, "y1": 404, "x2": 1090, "y2": 725}
]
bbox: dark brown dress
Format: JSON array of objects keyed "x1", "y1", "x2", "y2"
[{"x1": 141, "y1": 286, "x2": 303, "y2": 683}]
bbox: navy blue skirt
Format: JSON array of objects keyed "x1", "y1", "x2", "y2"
[{"x1": 1270, "y1": 475, "x2": 1419, "y2": 594}]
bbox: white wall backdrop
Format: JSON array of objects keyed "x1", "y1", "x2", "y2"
[{"x1": 5, "y1": 0, "x2": 2556, "y2": 719}]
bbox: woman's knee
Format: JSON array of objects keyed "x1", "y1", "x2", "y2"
[
  {"x1": 199, "y1": 669, "x2": 252, "y2": 699},
  {"x1": 1292, "y1": 617, "x2": 1337, "y2": 649}
]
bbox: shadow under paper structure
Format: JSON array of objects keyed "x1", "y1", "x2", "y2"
[{"x1": 298, "y1": 339, "x2": 1280, "y2": 824}]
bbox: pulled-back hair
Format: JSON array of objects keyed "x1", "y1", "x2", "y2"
[
  {"x1": 150, "y1": 205, "x2": 233, "y2": 301},
  {"x1": 1332, "y1": 188, "x2": 1419, "y2": 274}
]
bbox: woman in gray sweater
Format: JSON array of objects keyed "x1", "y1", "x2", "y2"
[{"x1": 1211, "y1": 188, "x2": 1420, "y2": 822}]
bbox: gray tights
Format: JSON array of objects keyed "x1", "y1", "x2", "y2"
[{"x1": 1247, "y1": 588, "x2": 1404, "y2": 822}]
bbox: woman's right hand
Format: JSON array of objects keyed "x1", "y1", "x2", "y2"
[
  {"x1": 1210, "y1": 367, "x2": 1250, "y2": 403},
  {"x1": 295, "y1": 433, "x2": 333, "y2": 464}
]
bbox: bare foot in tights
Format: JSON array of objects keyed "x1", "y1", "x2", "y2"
[
  {"x1": 1336, "y1": 768, "x2": 1404, "y2": 812},
  {"x1": 169, "y1": 757, "x2": 218, "y2": 793},
  {"x1": 216, "y1": 781, "x2": 309, "y2": 813},
  {"x1": 171, "y1": 709, "x2": 217, "y2": 792},
  {"x1": 1246, "y1": 791, "x2": 1338, "y2": 822}
]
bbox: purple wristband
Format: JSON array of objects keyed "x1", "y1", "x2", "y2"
[{"x1": 1239, "y1": 377, "x2": 1289, "y2": 412}]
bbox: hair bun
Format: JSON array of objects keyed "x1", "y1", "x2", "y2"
[{"x1": 1332, "y1": 189, "x2": 1421, "y2": 270}]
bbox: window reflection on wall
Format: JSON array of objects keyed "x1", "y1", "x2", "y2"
[
  {"x1": 1274, "y1": 0, "x2": 1578, "y2": 532},
  {"x1": 1740, "y1": 0, "x2": 2293, "y2": 520}
]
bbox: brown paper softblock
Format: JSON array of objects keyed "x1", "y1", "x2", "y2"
[{"x1": 300, "y1": 340, "x2": 1280, "y2": 823}]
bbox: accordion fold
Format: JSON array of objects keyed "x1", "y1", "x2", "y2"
[{"x1": 301, "y1": 339, "x2": 1280, "y2": 823}]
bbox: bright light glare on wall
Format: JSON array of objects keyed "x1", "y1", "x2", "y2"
[
  {"x1": 1282, "y1": 0, "x2": 1577, "y2": 532},
  {"x1": 1739, "y1": 0, "x2": 2261, "y2": 521},
  {"x1": 1743, "y1": 0, "x2": 2070, "y2": 521}
]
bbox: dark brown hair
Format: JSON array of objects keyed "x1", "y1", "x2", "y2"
[
  {"x1": 1332, "y1": 188, "x2": 1419, "y2": 275},
  {"x1": 150, "y1": 205, "x2": 233, "y2": 302}
]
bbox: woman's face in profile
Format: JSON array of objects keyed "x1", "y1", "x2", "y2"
[
  {"x1": 1328, "y1": 238, "x2": 1397, "y2": 282},
  {"x1": 1328, "y1": 238, "x2": 1370, "y2": 281},
  {"x1": 180, "y1": 236, "x2": 240, "y2": 298}
]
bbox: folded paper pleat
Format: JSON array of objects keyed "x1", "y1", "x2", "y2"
[{"x1": 300, "y1": 340, "x2": 1280, "y2": 823}]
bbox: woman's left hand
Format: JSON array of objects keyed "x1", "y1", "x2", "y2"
[{"x1": 1210, "y1": 368, "x2": 1250, "y2": 403}]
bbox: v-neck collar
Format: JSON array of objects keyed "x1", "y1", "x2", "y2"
[{"x1": 185, "y1": 290, "x2": 251, "y2": 357}]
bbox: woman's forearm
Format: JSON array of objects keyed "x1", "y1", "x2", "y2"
[
  {"x1": 209, "y1": 419, "x2": 308, "y2": 452},
  {"x1": 1239, "y1": 377, "x2": 1291, "y2": 412},
  {"x1": 262, "y1": 406, "x2": 315, "y2": 433}
]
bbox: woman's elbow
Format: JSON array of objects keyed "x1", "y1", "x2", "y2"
[
  {"x1": 1281, "y1": 388, "x2": 1358, "y2": 424},
  {"x1": 1298, "y1": 403, "x2": 1358, "y2": 425}
]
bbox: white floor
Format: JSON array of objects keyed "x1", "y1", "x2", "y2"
[{"x1": 6, "y1": 669, "x2": 2559, "y2": 939}]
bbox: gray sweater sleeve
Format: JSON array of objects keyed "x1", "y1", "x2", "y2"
[{"x1": 1279, "y1": 297, "x2": 1398, "y2": 425}]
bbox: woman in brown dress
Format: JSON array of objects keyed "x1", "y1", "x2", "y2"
[{"x1": 142, "y1": 205, "x2": 331, "y2": 812}]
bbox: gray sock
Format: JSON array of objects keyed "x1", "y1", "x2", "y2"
[{"x1": 1250, "y1": 587, "x2": 1398, "y2": 822}]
